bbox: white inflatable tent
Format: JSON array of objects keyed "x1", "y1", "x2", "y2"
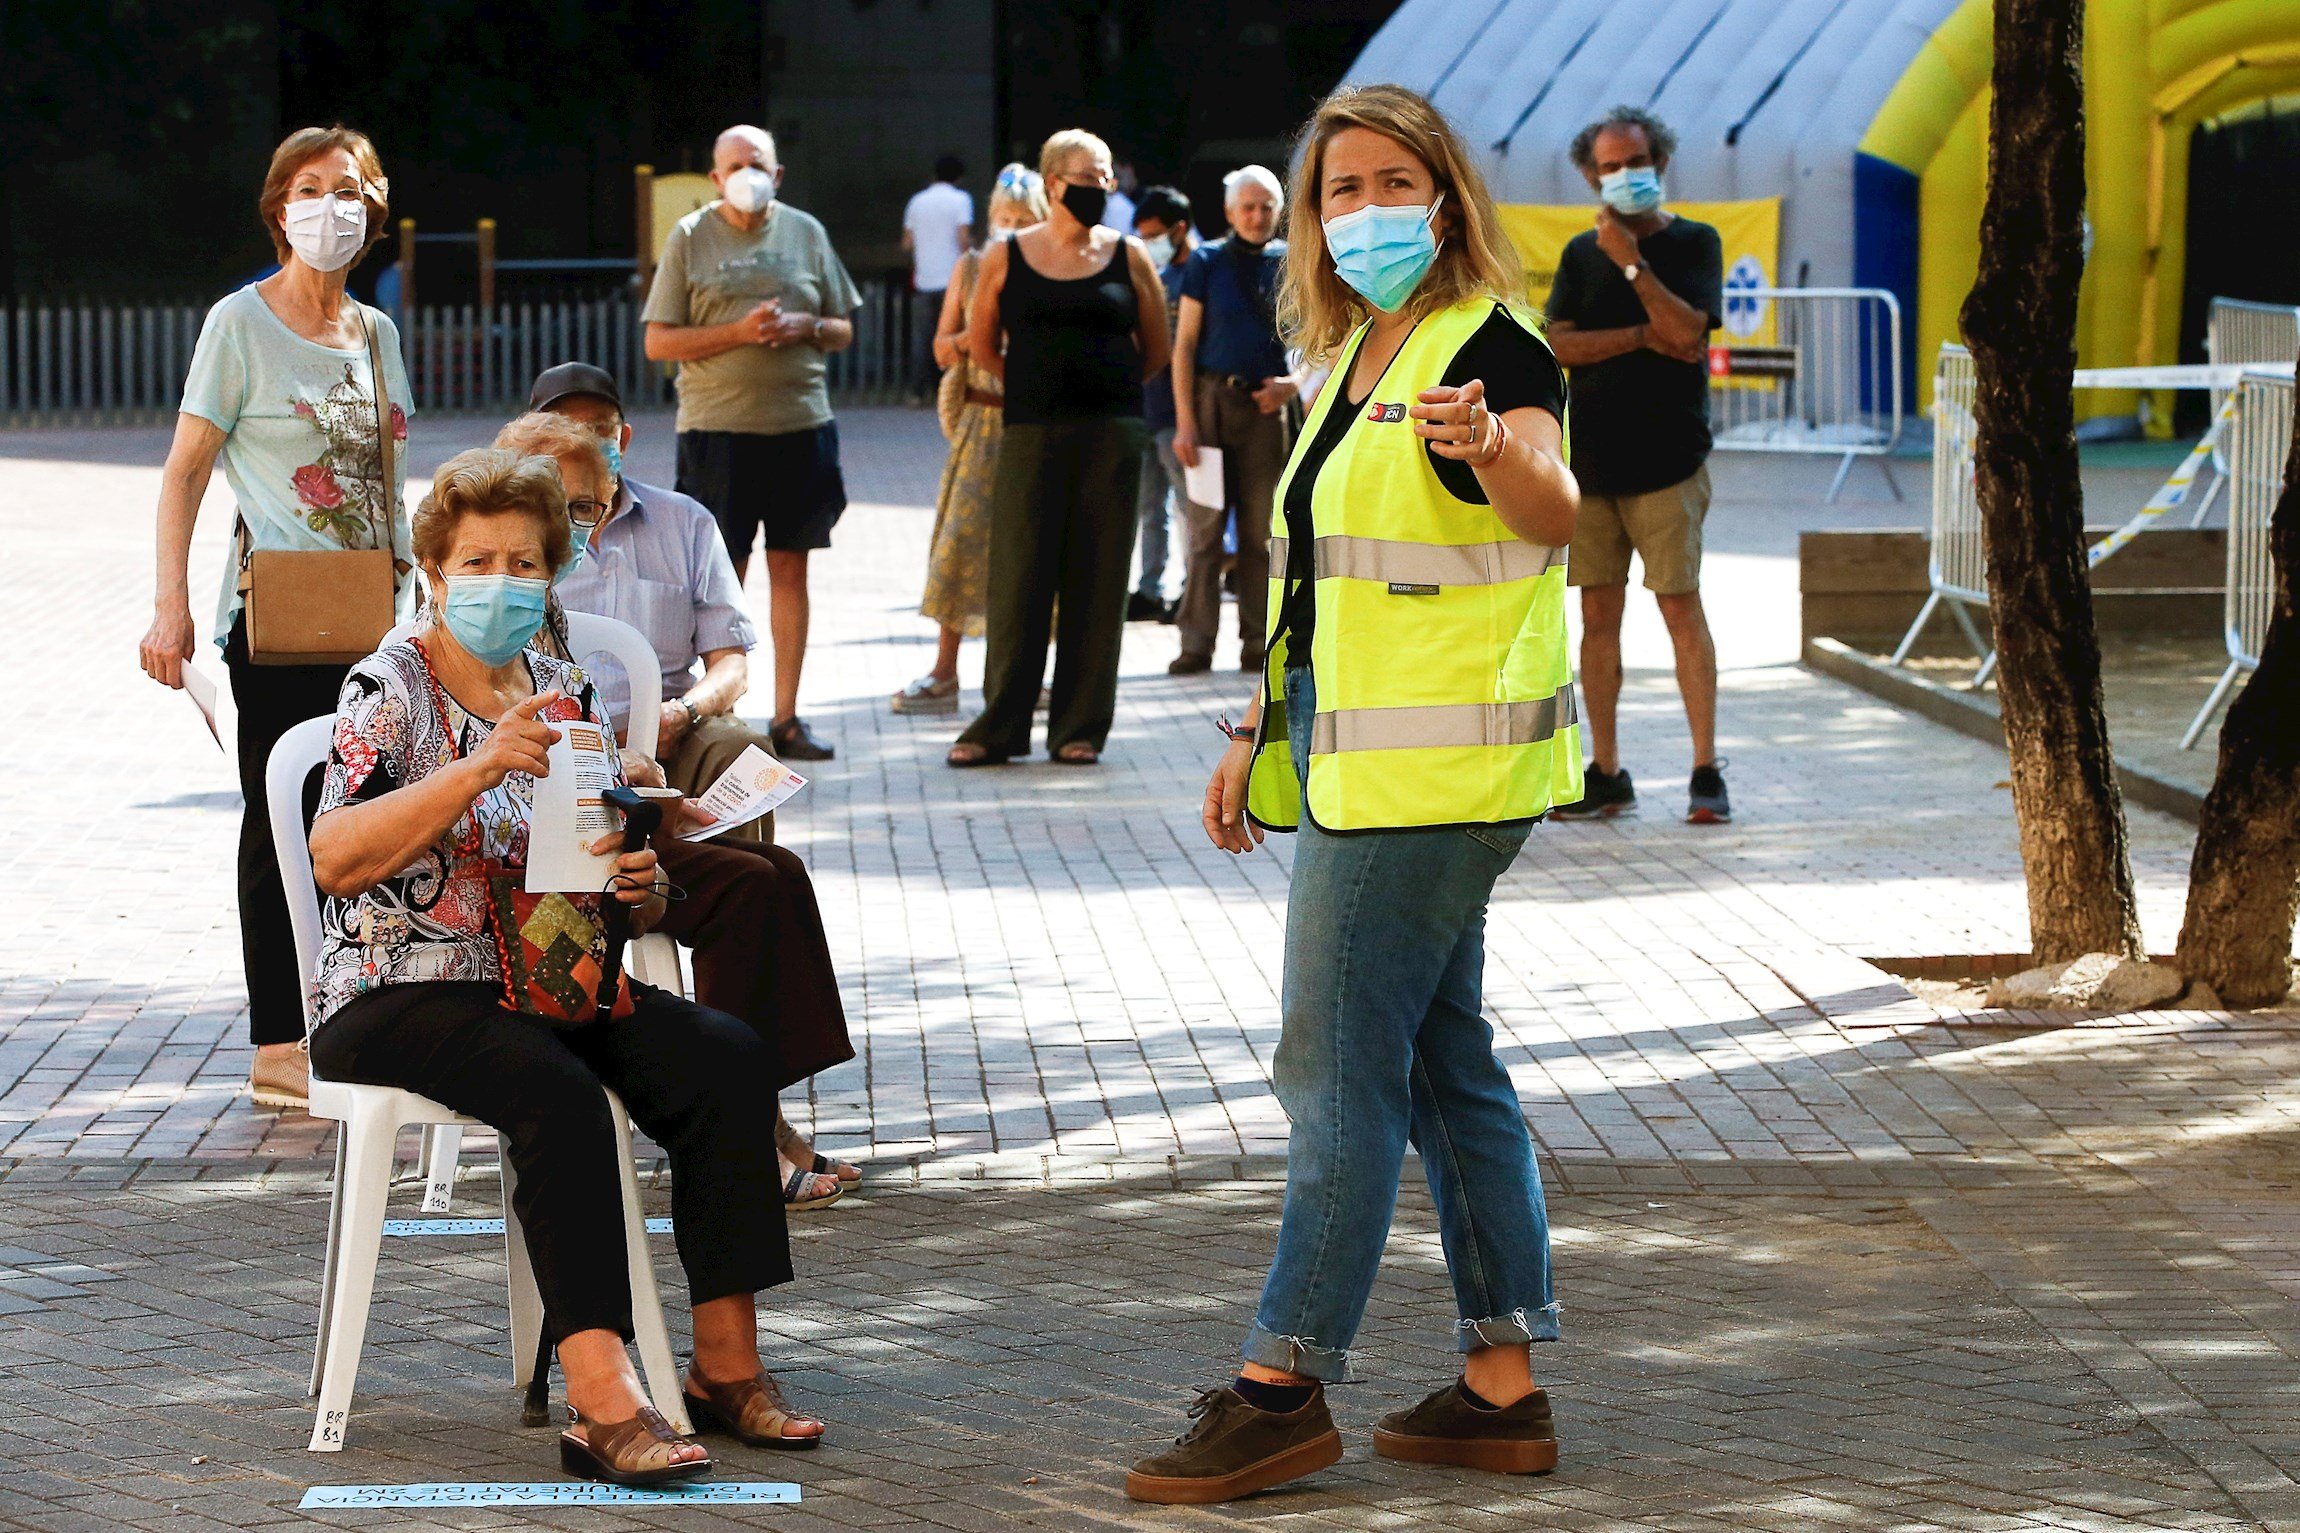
[{"x1": 1344, "y1": 0, "x2": 1960, "y2": 291}]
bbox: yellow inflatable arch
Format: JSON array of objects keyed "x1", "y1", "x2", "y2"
[{"x1": 1858, "y1": 0, "x2": 2300, "y2": 423}]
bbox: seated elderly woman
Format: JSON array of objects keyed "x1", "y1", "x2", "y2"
[{"x1": 305, "y1": 447, "x2": 824, "y2": 1485}]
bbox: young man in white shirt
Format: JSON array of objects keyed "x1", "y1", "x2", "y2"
[{"x1": 902, "y1": 155, "x2": 975, "y2": 403}]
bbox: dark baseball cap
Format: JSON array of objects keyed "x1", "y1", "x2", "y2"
[{"x1": 528, "y1": 361, "x2": 622, "y2": 413}]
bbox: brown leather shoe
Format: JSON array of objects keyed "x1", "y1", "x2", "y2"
[
  {"x1": 1125, "y1": 1385, "x2": 1341, "y2": 1504},
  {"x1": 558, "y1": 1406, "x2": 712, "y2": 1486},
  {"x1": 1168, "y1": 651, "x2": 1213, "y2": 676},
  {"x1": 1372, "y1": 1380, "x2": 1557, "y2": 1474},
  {"x1": 683, "y1": 1367, "x2": 824, "y2": 1449}
]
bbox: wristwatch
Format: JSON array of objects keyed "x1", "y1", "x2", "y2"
[
  {"x1": 674, "y1": 697, "x2": 701, "y2": 728},
  {"x1": 1620, "y1": 262, "x2": 1641, "y2": 284}
]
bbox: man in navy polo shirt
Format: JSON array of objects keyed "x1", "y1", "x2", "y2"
[{"x1": 1169, "y1": 165, "x2": 1294, "y2": 675}]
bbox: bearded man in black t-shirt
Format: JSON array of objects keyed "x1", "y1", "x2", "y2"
[{"x1": 1544, "y1": 107, "x2": 1731, "y2": 826}]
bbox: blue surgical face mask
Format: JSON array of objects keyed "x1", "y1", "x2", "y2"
[
  {"x1": 437, "y1": 572, "x2": 550, "y2": 666},
  {"x1": 1322, "y1": 193, "x2": 1443, "y2": 314},
  {"x1": 599, "y1": 434, "x2": 623, "y2": 482},
  {"x1": 1599, "y1": 167, "x2": 1663, "y2": 216}
]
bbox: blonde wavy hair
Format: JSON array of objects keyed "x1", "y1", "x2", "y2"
[{"x1": 1277, "y1": 85, "x2": 1525, "y2": 364}]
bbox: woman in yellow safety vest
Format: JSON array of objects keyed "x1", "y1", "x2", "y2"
[{"x1": 1125, "y1": 85, "x2": 1582, "y2": 1507}]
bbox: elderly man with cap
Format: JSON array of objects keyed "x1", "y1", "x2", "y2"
[
  {"x1": 498, "y1": 365, "x2": 860, "y2": 1210},
  {"x1": 1168, "y1": 164, "x2": 1294, "y2": 675},
  {"x1": 522, "y1": 361, "x2": 772, "y2": 829}
]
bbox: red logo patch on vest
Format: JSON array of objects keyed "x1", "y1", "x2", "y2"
[{"x1": 1365, "y1": 401, "x2": 1408, "y2": 423}]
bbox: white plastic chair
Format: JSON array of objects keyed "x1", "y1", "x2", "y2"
[
  {"x1": 268, "y1": 715, "x2": 692, "y2": 1451},
  {"x1": 412, "y1": 612, "x2": 688, "y2": 1210}
]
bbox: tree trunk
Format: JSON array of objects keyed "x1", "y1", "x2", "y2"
[
  {"x1": 1959, "y1": 0, "x2": 2143, "y2": 964},
  {"x1": 2176, "y1": 359, "x2": 2300, "y2": 1005}
]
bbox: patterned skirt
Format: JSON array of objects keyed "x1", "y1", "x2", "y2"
[{"x1": 920, "y1": 397, "x2": 1003, "y2": 637}]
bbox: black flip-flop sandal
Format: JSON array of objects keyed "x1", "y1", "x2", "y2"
[
  {"x1": 783, "y1": 1164, "x2": 844, "y2": 1211},
  {"x1": 946, "y1": 745, "x2": 1013, "y2": 768}
]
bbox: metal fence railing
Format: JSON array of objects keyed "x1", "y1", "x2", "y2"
[
  {"x1": 1888, "y1": 344, "x2": 1992, "y2": 678},
  {"x1": 2182, "y1": 368, "x2": 2292, "y2": 749},
  {"x1": 1705, "y1": 286, "x2": 1904, "y2": 503},
  {"x1": 2206, "y1": 297, "x2": 2300, "y2": 461},
  {"x1": 0, "y1": 279, "x2": 926, "y2": 426}
]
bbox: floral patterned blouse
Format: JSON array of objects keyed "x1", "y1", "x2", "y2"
[
  {"x1": 178, "y1": 284, "x2": 416, "y2": 649},
  {"x1": 310, "y1": 640, "x2": 619, "y2": 1027}
]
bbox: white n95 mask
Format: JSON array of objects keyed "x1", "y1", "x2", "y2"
[
  {"x1": 284, "y1": 195, "x2": 369, "y2": 272},
  {"x1": 724, "y1": 168, "x2": 777, "y2": 214}
]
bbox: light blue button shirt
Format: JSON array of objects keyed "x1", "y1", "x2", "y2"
[{"x1": 553, "y1": 477, "x2": 757, "y2": 731}]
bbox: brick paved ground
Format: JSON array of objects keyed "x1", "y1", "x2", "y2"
[{"x1": 1, "y1": 412, "x2": 2295, "y2": 1529}]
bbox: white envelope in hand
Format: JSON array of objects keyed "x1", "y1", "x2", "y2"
[{"x1": 1182, "y1": 446, "x2": 1225, "y2": 510}]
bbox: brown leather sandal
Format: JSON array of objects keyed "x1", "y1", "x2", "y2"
[
  {"x1": 683, "y1": 1367, "x2": 825, "y2": 1450},
  {"x1": 558, "y1": 1405, "x2": 713, "y2": 1486}
]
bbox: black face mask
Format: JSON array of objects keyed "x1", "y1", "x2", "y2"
[{"x1": 1060, "y1": 181, "x2": 1108, "y2": 226}]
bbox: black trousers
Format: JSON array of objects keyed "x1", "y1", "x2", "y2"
[
  {"x1": 223, "y1": 619, "x2": 349, "y2": 1046},
  {"x1": 310, "y1": 980, "x2": 792, "y2": 1341},
  {"x1": 957, "y1": 417, "x2": 1147, "y2": 757}
]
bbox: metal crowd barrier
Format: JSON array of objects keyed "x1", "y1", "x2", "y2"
[
  {"x1": 1706, "y1": 286, "x2": 1904, "y2": 503},
  {"x1": 1889, "y1": 344, "x2": 1992, "y2": 679},
  {"x1": 2206, "y1": 298, "x2": 2300, "y2": 458},
  {"x1": 0, "y1": 279, "x2": 922, "y2": 425},
  {"x1": 2182, "y1": 368, "x2": 2292, "y2": 749}
]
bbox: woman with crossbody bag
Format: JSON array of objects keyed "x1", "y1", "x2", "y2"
[{"x1": 137, "y1": 127, "x2": 413, "y2": 1110}]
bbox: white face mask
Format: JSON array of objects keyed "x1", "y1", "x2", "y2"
[
  {"x1": 723, "y1": 167, "x2": 777, "y2": 214},
  {"x1": 283, "y1": 195, "x2": 368, "y2": 272},
  {"x1": 1144, "y1": 233, "x2": 1176, "y2": 272}
]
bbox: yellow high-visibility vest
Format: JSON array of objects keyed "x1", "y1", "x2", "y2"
[{"x1": 1247, "y1": 297, "x2": 1582, "y2": 832}]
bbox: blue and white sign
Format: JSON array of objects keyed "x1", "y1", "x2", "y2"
[
  {"x1": 1722, "y1": 254, "x2": 1770, "y2": 339},
  {"x1": 382, "y1": 1217, "x2": 673, "y2": 1237},
  {"x1": 301, "y1": 1481, "x2": 800, "y2": 1507}
]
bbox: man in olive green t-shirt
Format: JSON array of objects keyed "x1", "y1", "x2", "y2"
[{"x1": 644, "y1": 124, "x2": 862, "y2": 761}]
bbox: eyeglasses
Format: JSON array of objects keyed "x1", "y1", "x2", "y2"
[{"x1": 567, "y1": 499, "x2": 611, "y2": 527}]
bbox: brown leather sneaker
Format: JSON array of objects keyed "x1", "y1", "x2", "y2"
[
  {"x1": 1372, "y1": 1380, "x2": 1558, "y2": 1474},
  {"x1": 1125, "y1": 1385, "x2": 1342, "y2": 1504}
]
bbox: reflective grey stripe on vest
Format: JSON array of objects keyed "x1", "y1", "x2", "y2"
[
  {"x1": 1267, "y1": 535, "x2": 1559, "y2": 586},
  {"x1": 1309, "y1": 688, "x2": 1579, "y2": 754}
]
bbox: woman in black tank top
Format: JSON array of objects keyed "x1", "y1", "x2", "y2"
[
  {"x1": 948, "y1": 128, "x2": 1169, "y2": 766},
  {"x1": 1000, "y1": 240, "x2": 1143, "y2": 423}
]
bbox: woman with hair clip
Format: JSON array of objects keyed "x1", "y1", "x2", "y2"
[
  {"x1": 1126, "y1": 84, "x2": 1581, "y2": 1505},
  {"x1": 136, "y1": 126, "x2": 413, "y2": 1112},
  {"x1": 894, "y1": 162, "x2": 1050, "y2": 713}
]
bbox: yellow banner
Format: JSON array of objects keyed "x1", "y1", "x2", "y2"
[{"x1": 1496, "y1": 198, "x2": 1782, "y2": 349}]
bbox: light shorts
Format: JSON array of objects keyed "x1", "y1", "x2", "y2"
[{"x1": 1566, "y1": 463, "x2": 1712, "y2": 594}]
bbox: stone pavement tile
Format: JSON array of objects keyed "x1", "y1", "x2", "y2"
[
  {"x1": 0, "y1": 1168, "x2": 2283, "y2": 1531},
  {"x1": 9, "y1": 408, "x2": 2292, "y2": 1185}
]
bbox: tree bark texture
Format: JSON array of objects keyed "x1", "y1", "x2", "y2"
[
  {"x1": 2176, "y1": 359, "x2": 2300, "y2": 1006},
  {"x1": 1959, "y1": 0, "x2": 2143, "y2": 964}
]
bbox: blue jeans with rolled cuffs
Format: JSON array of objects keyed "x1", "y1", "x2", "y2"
[{"x1": 1244, "y1": 667, "x2": 1560, "y2": 1383}]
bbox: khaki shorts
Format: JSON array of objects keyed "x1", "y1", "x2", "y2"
[{"x1": 1566, "y1": 464, "x2": 1711, "y2": 594}]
